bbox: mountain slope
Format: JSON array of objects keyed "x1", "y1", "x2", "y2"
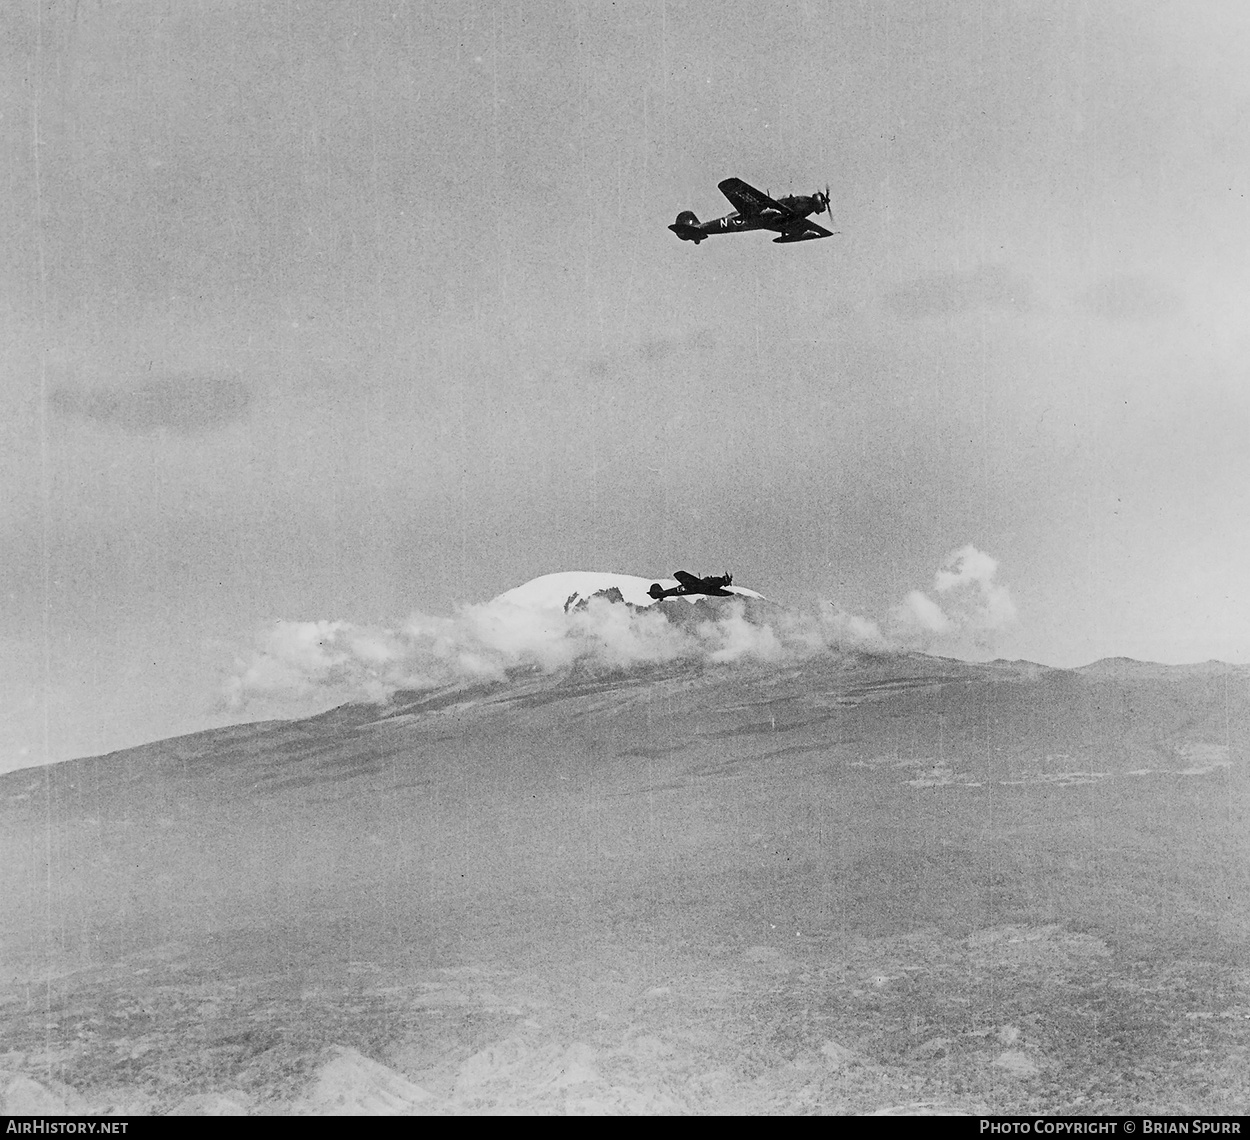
[{"x1": 2, "y1": 649, "x2": 1248, "y2": 1115}]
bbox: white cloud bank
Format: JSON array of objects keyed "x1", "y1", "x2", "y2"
[
  {"x1": 225, "y1": 546, "x2": 1017, "y2": 714},
  {"x1": 225, "y1": 595, "x2": 814, "y2": 715}
]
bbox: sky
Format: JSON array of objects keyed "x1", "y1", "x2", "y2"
[{"x1": 4, "y1": 0, "x2": 1249, "y2": 771}]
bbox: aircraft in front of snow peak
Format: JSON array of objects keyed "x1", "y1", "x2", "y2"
[
  {"x1": 668, "y1": 178, "x2": 837, "y2": 245},
  {"x1": 648, "y1": 571, "x2": 735, "y2": 600}
]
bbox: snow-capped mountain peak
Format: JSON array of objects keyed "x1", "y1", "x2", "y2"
[{"x1": 491, "y1": 571, "x2": 765, "y2": 611}]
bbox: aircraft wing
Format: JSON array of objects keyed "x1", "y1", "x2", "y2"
[
  {"x1": 772, "y1": 219, "x2": 836, "y2": 243},
  {"x1": 673, "y1": 570, "x2": 702, "y2": 591},
  {"x1": 718, "y1": 178, "x2": 787, "y2": 217}
]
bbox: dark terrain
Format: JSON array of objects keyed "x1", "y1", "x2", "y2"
[{"x1": 2, "y1": 652, "x2": 1247, "y2": 1114}]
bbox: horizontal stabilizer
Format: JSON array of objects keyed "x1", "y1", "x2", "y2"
[{"x1": 668, "y1": 222, "x2": 705, "y2": 243}]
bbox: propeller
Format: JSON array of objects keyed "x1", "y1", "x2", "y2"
[{"x1": 821, "y1": 183, "x2": 832, "y2": 222}]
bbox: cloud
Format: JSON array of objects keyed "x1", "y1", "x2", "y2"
[
  {"x1": 934, "y1": 544, "x2": 1001, "y2": 595},
  {"x1": 225, "y1": 548, "x2": 1019, "y2": 714},
  {"x1": 884, "y1": 265, "x2": 1034, "y2": 319},
  {"x1": 937, "y1": 544, "x2": 1019, "y2": 630},
  {"x1": 50, "y1": 372, "x2": 252, "y2": 434},
  {"x1": 818, "y1": 608, "x2": 889, "y2": 651},
  {"x1": 894, "y1": 589, "x2": 955, "y2": 635},
  {"x1": 225, "y1": 593, "x2": 895, "y2": 715},
  {"x1": 891, "y1": 544, "x2": 1018, "y2": 652}
]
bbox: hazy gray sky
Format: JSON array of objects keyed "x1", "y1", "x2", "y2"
[{"x1": 5, "y1": 0, "x2": 1249, "y2": 770}]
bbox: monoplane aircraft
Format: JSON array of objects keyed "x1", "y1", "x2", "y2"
[
  {"x1": 648, "y1": 571, "x2": 735, "y2": 600},
  {"x1": 668, "y1": 178, "x2": 836, "y2": 244}
]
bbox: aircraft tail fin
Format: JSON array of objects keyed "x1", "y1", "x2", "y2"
[{"x1": 668, "y1": 210, "x2": 704, "y2": 243}]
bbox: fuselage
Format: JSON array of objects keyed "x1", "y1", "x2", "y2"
[{"x1": 670, "y1": 194, "x2": 826, "y2": 242}]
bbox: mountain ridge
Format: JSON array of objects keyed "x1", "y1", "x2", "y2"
[{"x1": 1, "y1": 642, "x2": 1247, "y2": 1114}]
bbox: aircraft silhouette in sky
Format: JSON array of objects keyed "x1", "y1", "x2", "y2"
[
  {"x1": 669, "y1": 178, "x2": 836, "y2": 245},
  {"x1": 648, "y1": 571, "x2": 735, "y2": 600}
]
